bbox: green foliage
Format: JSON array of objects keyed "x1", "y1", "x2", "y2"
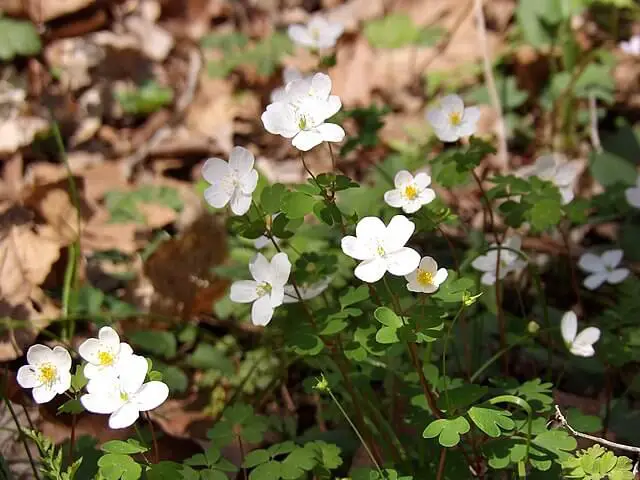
[
  {"x1": 207, "y1": 403, "x2": 269, "y2": 446},
  {"x1": 561, "y1": 445, "x2": 634, "y2": 479},
  {"x1": 98, "y1": 454, "x2": 142, "y2": 480},
  {"x1": 468, "y1": 405, "x2": 515, "y2": 437},
  {"x1": 24, "y1": 429, "x2": 82, "y2": 480},
  {"x1": 0, "y1": 16, "x2": 41, "y2": 60},
  {"x1": 422, "y1": 417, "x2": 471, "y2": 447},
  {"x1": 129, "y1": 330, "x2": 177, "y2": 359},
  {"x1": 364, "y1": 13, "x2": 444, "y2": 49},
  {"x1": 182, "y1": 446, "x2": 238, "y2": 479},
  {"x1": 115, "y1": 81, "x2": 174, "y2": 116},
  {"x1": 339, "y1": 105, "x2": 390, "y2": 156},
  {"x1": 104, "y1": 185, "x2": 183, "y2": 224}
]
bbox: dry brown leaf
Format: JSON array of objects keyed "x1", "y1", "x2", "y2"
[
  {"x1": 0, "y1": 117, "x2": 49, "y2": 155},
  {"x1": 25, "y1": 0, "x2": 96, "y2": 22},
  {"x1": 137, "y1": 202, "x2": 177, "y2": 228}
]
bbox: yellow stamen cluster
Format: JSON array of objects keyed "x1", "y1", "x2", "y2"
[
  {"x1": 404, "y1": 185, "x2": 418, "y2": 200},
  {"x1": 38, "y1": 363, "x2": 57, "y2": 385},
  {"x1": 98, "y1": 350, "x2": 115, "y2": 366},
  {"x1": 449, "y1": 112, "x2": 462, "y2": 126},
  {"x1": 417, "y1": 269, "x2": 434, "y2": 286}
]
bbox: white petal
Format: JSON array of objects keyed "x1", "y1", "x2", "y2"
[
  {"x1": 135, "y1": 382, "x2": 169, "y2": 411},
  {"x1": 201, "y1": 157, "x2": 231, "y2": 184},
  {"x1": 118, "y1": 343, "x2": 134, "y2": 360},
  {"x1": 121, "y1": 356, "x2": 148, "y2": 395},
  {"x1": 270, "y1": 284, "x2": 285, "y2": 307},
  {"x1": 583, "y1": 272, "x2": 608, "y2": 290},
  {"x1": 434, "y1": 268, "x2": 449, "y2": 286},
  {"x1": 426, "y1": 108, "x2": 448, "y2": 129},
  {"x1": 270, "y1": 252, "x2": 292, "y2": 287},
  {"x1": 283, "y1": 66, "x2": 303, "y2": 84},
  {"x1": 270, "y1": 86, "x2": 287, "y2": 103},
  {"x1": 324, "y1": 96, "x2": 342, "y2": 118},
  {"x1": 413, "y1": 172, "x2": 431, "y2": 189},
  {"x1": 83, "y1": 363, "x2": 101, "y2": 380},
  {"x1": 109, "y1": 403, "x2": 140, "y2": 429},
  {"x1": 81, "y1": 392, "x2": 122, "y2": 414},
  {"x1": 98, "y1": 327, "x2": 120, "y2": 349},
  {"x1": 402, "y1": 201, "x2": 422, "y2": 214},
  {"x1": 230, "y1": 281, "x2": 259, "y2": 303},
  {"x1": 440, "y1": 94, "x2": 464, "y2": 114},
  {"x1": 607, "y1": 268, "x2": 629, "y2": 284},
  {"x1": 356, "y1": 216, "x2": 386, "y2": 241},
  {"x1": 249, "y1": 253, "x2": 271, "y2": 282},
  {"x1": 393, "y1": 170, "x2": 413, "y2": 188},
  {"x1": 204, "y1": 184, "x2": 233, "y2": 209},
  {"x1": 51, "y1": 346, "x2": 71, "y2": 372},
  {"x1": 316, "y1": 123, "x2": 345, "y2": 143},
  {"x1": 254, "y1": 236, "x2": 270, "y2": 250},
  {"x1": 310, "y1": 73, "x2": 332, "y2": 99},
  {"x1": 17, "y1": 366, "x2": 39, "y2": 388},
  {"x1": 419, "y1": 256, "x2": 438, "y2": 275},
  {"x1": 578, "y1": 253, "x2": 604, "y2": 273},
  {"x1": 471, "y1": 254, "x2": 494, "y2": 272},
  {"x1": 555, "y1": 161, "x2": 581, "y2": 186},
  {"x1": 462, "y1": 106, "x2": 481, "y2": 127},
  {"x1": 32, "y1": 385, "x2": 56, "y2": 404},
  {"x1": 78, "y1": 338, "x2": 100, "y2": 364},
  {"x1": 384, "y1": 215, "x2": 415, "y2": 251},
  {"x1": 262, "y1": 103, "x2": 299, "y2": 138},
  {"x1": 560, "y1": 311, "x2": 577, "y2": 344},
  {"x1": 559, "y1": 187, "x2": 574, "y2": 205},
  {"x1": 385, "y1": 247, "x2": 421, "y2": 276},
  {"x1": 480, "y1": 271, "x2": 497, "y2": 285},
  {"x1": 354, "y1": 258, "x2": 388, "y2": 283},
  {"x1": 27, "y1": 344, "x2": 52, "y2": 366},
  {"x1": 384, "y1": 189, "x2": 405, "y2": 208},
  {"x1": 570, "y1": 343, "x2": 595, "y2": 357},
  {"x1": 229, "y1": 146, "x2": 254, "y2": 174},
  {"x1": 573, "y1": 327, "x2": 601, "y2": 349},
  {"x1": 625, "y1": 187, "x2": 640, "y2": 208},
  {"x1": 239, "y1": 169, "x2": 259, "y2": 195},
  {"x1": 251, "y1": 295, "x2": 274, "y2": 326},
  {"x1": 341, "y1": 236, "x2": 373, "y2": 261},
  {"x1": 292, "y1": 130, "x2": 324, "y2": 151},
  {"x1": 503, "y1": 235, "x2": 522, "y2": 253},
  {"x1": 287, "y1": 24, "x2": 314, "y2": 47},
  {"x1": 601, "y1": 249, "x2": 623, "y2": 269},
  {"x1": 229, "y1": 191, "x2": 252, "y2": 216},
  {"x1": 418, "y1": 189, "x2": 436, "y2": 206},
  {"x1": 55, "y1": 371, "x2": 71, "y2": 394},
  {"x1": 406, "y1": 279, "x2": 423, "y2": 293},
  {"x1": 433, "y1": 126, "x2": 460, "y2": 143}
]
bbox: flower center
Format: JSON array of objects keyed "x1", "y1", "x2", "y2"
[
  {"x1": 298, "y1": 115, "x2": 308, "y2": 130},
  {"x1": 310, "y1": 28, "x2": 320, "y2": 41},
  {"x1": 376, "y1": 245, "x2": 386, "y2": 256},
  {"x1": 449, "y1": 111, "x2": 462, "y2": 126},
  {"x1": 98, "y1": 350, "x2": 115, "y2": 366},
  {"x1": 38, "y1": 363, "x2": 57, "y2": 386},
  {"x1": 417, "y1": 269, "x2": 434, "y2": 286},
  {"x1": 404, "y1": 184, "x2": 418, "y2": 200},
  {"x1": 256, "y1": 282, "x2": 273, "y2": 297},
  {"x1": 120, "y1": 391, "x2": 129, "y2": 402}
]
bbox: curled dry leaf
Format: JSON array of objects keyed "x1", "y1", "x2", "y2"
[
  {"x1": 0, "y1": 117, "x2": 49, "y2": 155},
  {"x1": 25, "y1": 0, "x2": 96, "y2": 22}
]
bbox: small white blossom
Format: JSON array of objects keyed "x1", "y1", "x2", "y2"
[
  {"x1": 517, "y1": 154, "x2": 581, "y2": 204},
  {"x1": 620, "y1": 35, "x2": 640, "y2": 56},
  {"x1": 578, "y1": 249, "x2": 629, "y2": 290},
  {"x1": 560, "y1": 311, "x2": 600, "y2": 357},
  {"x1": 271, "y1": 67, "x2": 306, "y2": 103},
  {"x1": 230, "y1": 252, "x2": 291, "y2": 326},
  {"x1": 426, "y1": 94, "x2": 481, "y2": 143},
  {"x1": 341, "y1": 215, "x2": 420, "y2": 283},
  {"x1": 81, "y1": 355, "x2": 168, "y2": 429},
  {"x1": 261, "y1": 73, "x2": 344, "y2": 152},
  {"x1": 383, "y1": 170, "x2": 436, "y2": 214},
  {"x1": 405, "y1": 256, "x2": 448, "y2": 294},
  {"x1": 17, "y1": 345, "x2": 71, "y2": 404},
  {"x1": 283, "y1": 277, "x2": 332, "y2": 303},
  {"x1": 471, "y1": 235, "x2": 526, "y2": 286},
  {"x1": 202, "y1": 146, "x2": 259, "y2": 216},
  {"x1": 288, "y1": 16, "x2": 344, "y2": 50},
  {"x1": 625, "y1": 175, "x2": 640, "y2": 209},
  {"x1": 79, "y1": 326, "x2": 133, "y2": 380}
]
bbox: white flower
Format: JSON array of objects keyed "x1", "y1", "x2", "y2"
[
  {"x1": 271, "y1": 66, "x2": 305, "y2": 103},
  {"x1": 287, "y1": 16, "x2": 344, "y2": 50},
  {"x1": 620, "y1": 35, "x2": 640, "y2": 56},
  {"x1": 202, "y1": 146, "x2": 259, "y2": 216},
  {"x1": 261, "y1": 73, "x2": 345, "y2": 152},
  {"x1": 81, "y1": 355, "x2": 168, "y2": 429},
  {"x1": 17, "y1": 345, "x2": 71, "y2": 404},
  {"x1": 405, "y1": 256, "x2": 448, "y2": 294},
  {"x1": 341, "y1": 215, "x2": 420, "y2": 283},
  {"x1": 560, "y1": 311, "x2": 600, "y2": 357},
  {"x1": 471, "y1": 235, "x2": 526, "y2": 286},
  {"x1": 383, "y1": 170, "x2": 436, "y2": 214},
  {"x1": 517, "y1": 154, "x2": 581, "y2": 204},
  {"x1": 78, "y1": 326, "x2": 133, "y2": 380},
  {"x1": 625, "y1": 175, "x2": 640, "y2": 209},
  {"x1": 426, "y1": 94, "x2": 481, "y2": 143},
  {"x1": 230, "y1": 252, "x2": 291, "y2": 326},
  {"x1": 283, "y1": 277, "x2": 332, "y2": 303},
  {"x1": 578, "y1": 249, "x2": 629, "y2": 290}
]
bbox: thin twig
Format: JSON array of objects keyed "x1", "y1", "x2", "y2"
[
  {"x1": 588, "y1": 93, "x2": 603, "y2": 153},
  {"x1": 437, "y1": 448, "x2": 447, "y2": 480},
  {"x1": 474, "y1": 0, "x2": 508, "y2": 169},
  {"x1": 554, "y1": 405, "x2": 640, "y2": 454},
  {"x1": 2, "y1": 395, "x2": 40, "y2": 480}
]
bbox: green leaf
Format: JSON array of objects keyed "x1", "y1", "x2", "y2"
[
  {"x1": 188, "y1": 344, "x2": 234, "y2": 372},
  {"x1": 339, "y1": 286, "x2": 369, "y2": 309},
  {"x1": 516, "y1": 0, "x2": 562, "y2": 48},
  {"x1": 145, "y1": 461, "x2": 183, "y2": 480},
  {"x1": 364, "y1": 13, "x2": 422, "y2": 49},
  {"x1": 468, "y1": 405, "x2": 515, "y2": 437},
  {"x1": 200, "y1": 471, "x2": 229, "y2": 480},
  {"x1": 270, "y1": 214, "x2": 302, "y2": 239},
  {"x1": 260, "y1": 184, "x2": 285, "y2": 214},
  {"x1": 590, "y1": 151, "x2": 637, "y2": 187},
  {"x1": 305, "y1": 441, "x2": 342, "y2": 470},
  {"x1": 565, "y1": 408, "x2": 602, "y2": 434},
  {"x1": 70, "y1": 364, "x2": 88, "y2": 392},
  {"x1": 437, "y1": 384, "x2": 488, "y2": 413},
  {"x1": 243, "y1": 449, "x2": 270, "y2": 468},
  {"x1": 58, "y1": 399, "x2": 84, "y2": 415},
  {"x1": 281, "y1": 447, "x2": 317, "y2": 478},
  {"x1": 287, "y1": 332, "x2": 324, "y2": 356},
  {"x1": 0, "y1": 17, "x2": 41, "y2": 60},
  {"x1": 129, "y1": 330, "x2": 176, "y2": 359},
  {"x1": 116, "y1": 81, "x2": 174, "y2": 116},
  {"x1": 374, "y1": 307, "x2": 402, "y2": 328},
  {"x1": 154, "y1": 364, "x2": 188, "y2": 393},
  {"x1": 101, "y1": 439, "x2": 149, "y2": 455},
  {"x1": 422, "y1": 416, "x2": 470, "y2": 447},
  {"x1": 97, "y1": 453, "x2": 142, "y2": 480},
  {"x1": 249, "y1": 461, "x2": 281, "y2": 480},
  {"x1": 281, "y1": 192, "x2": 316, "y2": 219},
  {"x1": 529, "y1": 198, "x2": 562, "y2": 231}
]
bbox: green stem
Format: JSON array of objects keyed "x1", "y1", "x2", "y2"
[
  {"x1": 441, "y1": 305, "x2": 466, "y2": 413},
  {"x1": 1, "y1": 390, "x2": 40, "y2": 479}
]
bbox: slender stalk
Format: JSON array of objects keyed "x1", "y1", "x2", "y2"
[
  {"x1": 441, "y1": 306, "x2": 466, "y2": 412},
  {"x1": 2, "y1": 393, "x2": 40, "y2": 479},
  {"x1": 145, "y1": 412, "x2": 159, "y2": 463},
  {"x1": 327, "y1": 142, "x2": 337, "y2": 172},
  {"x1": 436, "y1": 448, "x2": 447, "y2": 480},
  {"x1": 237, "y1": 434, "x2": 248, "y2": 480},
  {"x1": 299, "y1": 151, "x2": 319, "y2": 184},
  {"x1": 68, "y1": 413, "x2": 77, "y2": 466}
]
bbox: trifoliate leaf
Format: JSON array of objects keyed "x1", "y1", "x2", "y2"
[
  {"x1": 249, "y1": 461, "x2": 281, "y2": 480},
  {"x1": 243, "y1": 449, "x2": 270, "y2": 468},
  {"x1": 260, "y1": 184, "x2": 286, "y2": 214},
  {"x1": 468, "y1": 405, "x2": 515, "y2": 437},
  {"x1": 422, "y1": 416, "x2": 470, "y2": 447},
  {"x1": 101, "y1": 439, "x2": 148, "y2": 455},
  {"x1": 339, "y1": 286, "x2": 369, "y2": 309},
  {"x1": 129, "y1": 330, "x2": 176, "y2": 359},
  {"x1": 529, "y1": 198, "x2": 562, "y2": 232},
  {"x1": 281, "y1": 192, "x2": 317, "y2": 219},
  {"x1": 97, "y1": 453, "x2": 142, "y2": 480}
]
